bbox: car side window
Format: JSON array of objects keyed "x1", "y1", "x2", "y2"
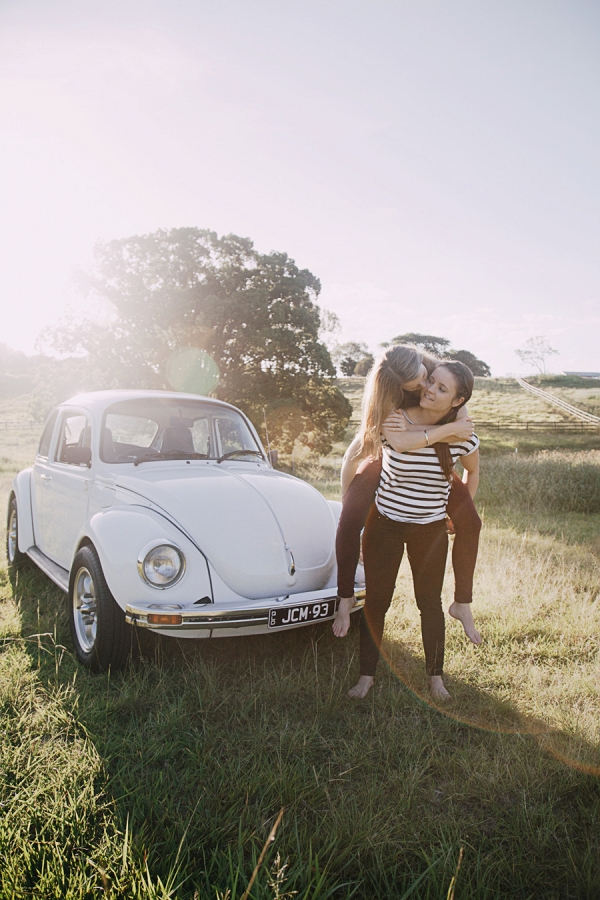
[
  {"x1": 191, "y1": 417, "x2": 211, "y2": 455},
  {"x1": 37, "y1": 410, "x2": 59, "y2": 459},
  {"x1": 56, "y1": 414, "x2": 92, "y2": 466}
]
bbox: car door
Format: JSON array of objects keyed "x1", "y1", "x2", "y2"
[
  {"x1": 31, "y1": 409, "x2": 60, "y2": 553},
  {"x1": 40, "y1": 409, "x2": 92, "y2": 569}
]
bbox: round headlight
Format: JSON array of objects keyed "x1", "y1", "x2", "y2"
[{"x1": 138, "y1": 544, "x2": 185, "y2": 588}]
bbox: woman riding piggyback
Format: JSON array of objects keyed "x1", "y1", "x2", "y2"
[{"x1": 332, "y1": 346, "x2": 482, "y2": 700}]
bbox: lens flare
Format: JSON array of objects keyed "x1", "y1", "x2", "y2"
[
  {"x1": 369, "y1": 630, "x2": 600, "y2": 779},
  {"x1": 165, "y1": 348, "x2": 220, "y2": 395}
]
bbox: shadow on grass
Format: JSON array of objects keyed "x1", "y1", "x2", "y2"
[{"x1": 4, "y1": 561, "x2": 600, "y2": 899}]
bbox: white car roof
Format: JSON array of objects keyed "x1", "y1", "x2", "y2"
[{"x1": 59, "y1": 389, "x2": 239, "y2": 415}]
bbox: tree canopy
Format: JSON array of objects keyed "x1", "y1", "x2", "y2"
[
  {"x1": 383, "y1": 333, "x2": 451, "y2": 355},
  {"x1": 447, "y1": 349, "x2": 491, "y2": 377},
  {"x1": 381, "y1": 333, "x2": 491, "y2": 376},
  {"x1": 43, "y1": 228, "x2": 352, "y2": 454}
]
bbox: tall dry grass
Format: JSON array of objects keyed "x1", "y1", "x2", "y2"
[{"x1": 476, "y1": 450, "x2": 600, "y2": 514}]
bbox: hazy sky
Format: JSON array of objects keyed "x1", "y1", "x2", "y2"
[{"x1": 1, "y1": 0, "x2": 599, "y2": 374}]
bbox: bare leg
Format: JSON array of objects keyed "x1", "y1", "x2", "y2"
[
  {"x1": 449, "y1": 601, "x2": 482, "y2": 645},
  {"x1": 332, "y1": 596, "x2": 355, "y2": 638},
  {"x1": 348, "y1": 675, "x2": 374, "y2": 699},
  {"x1": 428, "y1": 675, "x2": 451, "y2": 700}
]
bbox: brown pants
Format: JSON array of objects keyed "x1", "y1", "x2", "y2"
[
  {"x1": 361, "y1": 508, "x2": 448, "y2": 677},
  {"x1": 336, "y1": 459, "x2": 481, "y2": 602}
]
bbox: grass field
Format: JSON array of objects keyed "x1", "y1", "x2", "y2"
[
  {"x1": 1, "y1": 385, "x2": 600, "y2": 898},
  {"x1": 544, "y1": 387, "x2": 600, "y2": 418},
  {"x1": 332, "y1": 377, "x2": 600, "y2": 461},
  {"x1": 334, "y1": 375, "x2": 583, "y2": 426}
]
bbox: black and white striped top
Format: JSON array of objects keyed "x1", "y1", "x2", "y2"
[{"x1": 376, "y1": 434, "x2": 479, "y2": 524}]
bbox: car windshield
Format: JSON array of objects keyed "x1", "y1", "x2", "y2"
[{"x1": 100, "y1": 398, "x2": 263, "y2": 464}]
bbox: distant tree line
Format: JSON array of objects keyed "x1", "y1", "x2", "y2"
[
  {"x1": 333, "y1": 332, "x2": 492, "y2": 377},
  {"x1": 0, "y1": 344, "x2": 35, "y2": 400},
  {"x1": 385, "y1": 333, "x2": 492, "y2": 376}
]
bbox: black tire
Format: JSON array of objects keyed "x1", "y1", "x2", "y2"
[
  {"x1": 69, "y1": 545, "x2": 133, "y2": 673},
  {"x1": 6, "y1": 496, "x2": 27, "y2": 569}
]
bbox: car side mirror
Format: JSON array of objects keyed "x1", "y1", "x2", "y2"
[
  {"x1": 267, "y1": 449, "x2": 278, "y2": 468},
  {"x1": 64, "y1": 445, "x2": 92, "y2": 467}
]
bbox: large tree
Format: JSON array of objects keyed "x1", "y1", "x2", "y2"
[
  {"x1": 43, "y1": 228, "x2": 352, "y2": 453},
  {"x1": 447, "y1": 349, "x2": 491, "y2": 377}
]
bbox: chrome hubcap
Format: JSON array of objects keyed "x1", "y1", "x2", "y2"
[
  {"x1": 73, "y1": 566, "x2": 98, "y2": 653},
  {"x1": 7, "y1": 508, "x2": 17, "y2": 564}
]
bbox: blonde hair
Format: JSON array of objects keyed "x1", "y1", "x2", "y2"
[{"x1": 356, "y1": 344, "x2": 423, "y2": 459}]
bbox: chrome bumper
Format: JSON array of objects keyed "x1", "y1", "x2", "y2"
[{"x1": 125, "y1": 589, "x2": 365, "y2": 632}]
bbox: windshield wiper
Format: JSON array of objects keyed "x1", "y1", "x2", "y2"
[
  {"x1": 217, "y1": 449, "x2": 264, "y2": 464},
  {"x1": 133, "y1": 450, "x2": 209, "y2": 466}
]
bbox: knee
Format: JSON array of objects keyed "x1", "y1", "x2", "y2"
[
  {"x1": 364, "y1": 595, "x2": 393, "y2": 621},
  {"x1": 415, "y1": 594, "x2": 444, "y2": 616}
]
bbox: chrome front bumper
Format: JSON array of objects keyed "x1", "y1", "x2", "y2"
[{"x1": 125, "y1": 588, "x2": 365, "y2": 632}]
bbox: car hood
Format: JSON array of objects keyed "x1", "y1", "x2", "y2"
[{"x1": 115, "y1": 464, "x2": 336, "y2": 599}]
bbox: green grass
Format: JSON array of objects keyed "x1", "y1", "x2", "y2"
[
  {"x1": 2, "y1": 516, "x2": 600, "y2": 898},
  {"x1": 525, "y1": 375, "x2": 600, "y2": 390},
  {"x1": 470, "y1": 430, "x2": 600, "y2": 456},
  {"x1": 2, "y1": 388, "x2": 600, "y2": 897}
]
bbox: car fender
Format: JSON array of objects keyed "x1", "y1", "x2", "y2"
[
  {"x1": 79, "y1": 508, "x2": 213, "y2": 610},
  {"x1": 10, "y1": 469, "x2": 35, "y2": 552}
]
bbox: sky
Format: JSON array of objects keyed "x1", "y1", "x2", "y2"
[{"x1": 0, "y1": 0, "x2": 599, "y2": 376}]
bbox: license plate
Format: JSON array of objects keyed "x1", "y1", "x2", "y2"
[{"x1": 268, "y1": 597, "x2": 338, "y2": 629}]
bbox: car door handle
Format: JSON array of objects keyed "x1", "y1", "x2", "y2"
[{"x1": 40, "y1": 474, "x2": 52, "y2": 481}]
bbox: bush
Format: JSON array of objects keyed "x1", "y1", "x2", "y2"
[{"x1": 477, "y1": 451, "x2": 600, "y2": 514}]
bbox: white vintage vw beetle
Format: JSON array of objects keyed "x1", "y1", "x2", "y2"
[{"x1": 7, "y1": 391, "x2": 364, "y2": 671}]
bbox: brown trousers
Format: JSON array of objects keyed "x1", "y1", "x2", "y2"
[
  {"x1": 360, "y1": 507, "x2": 448, "y2": 677},
  {"x1": 336, "y1": 460, "x2": 481, "y2": 601}
]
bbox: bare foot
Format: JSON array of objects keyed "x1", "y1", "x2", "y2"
[
  {"x1": 449, "y1": 601, "x2": 482, "y2": 645},
  {"x1": 428, "y1": 675, "x2": 451, "y2": 701},
  {"x1": 348, "y1": 675, "x2": 374, "y2": 699},
  {"x1": 332, "y1": 596, "x2": 355, "y2": 638}
]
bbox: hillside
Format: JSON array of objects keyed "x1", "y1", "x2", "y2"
[
  {"x1": 335, "y1": 375, "x2": 591, "y2": 425},
  {"x1": 334, "y1": 376, "x2": 600, "y2": 458}
]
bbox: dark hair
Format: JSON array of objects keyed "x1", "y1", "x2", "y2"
[{"x1": 430, "y1": 361, "x2": 475, "y2": 481}]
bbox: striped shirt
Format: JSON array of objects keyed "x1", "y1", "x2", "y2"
[{"x1": 375, "y1": 434, "x2": 479, "y2": 524}]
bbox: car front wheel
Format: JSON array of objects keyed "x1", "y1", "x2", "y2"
[
  {"x1": 69, "y1": 545, "x2": 133, "y2": 673},
  {"x1": 6, "y1": 496, "x2": 26, "y2": 568}
]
